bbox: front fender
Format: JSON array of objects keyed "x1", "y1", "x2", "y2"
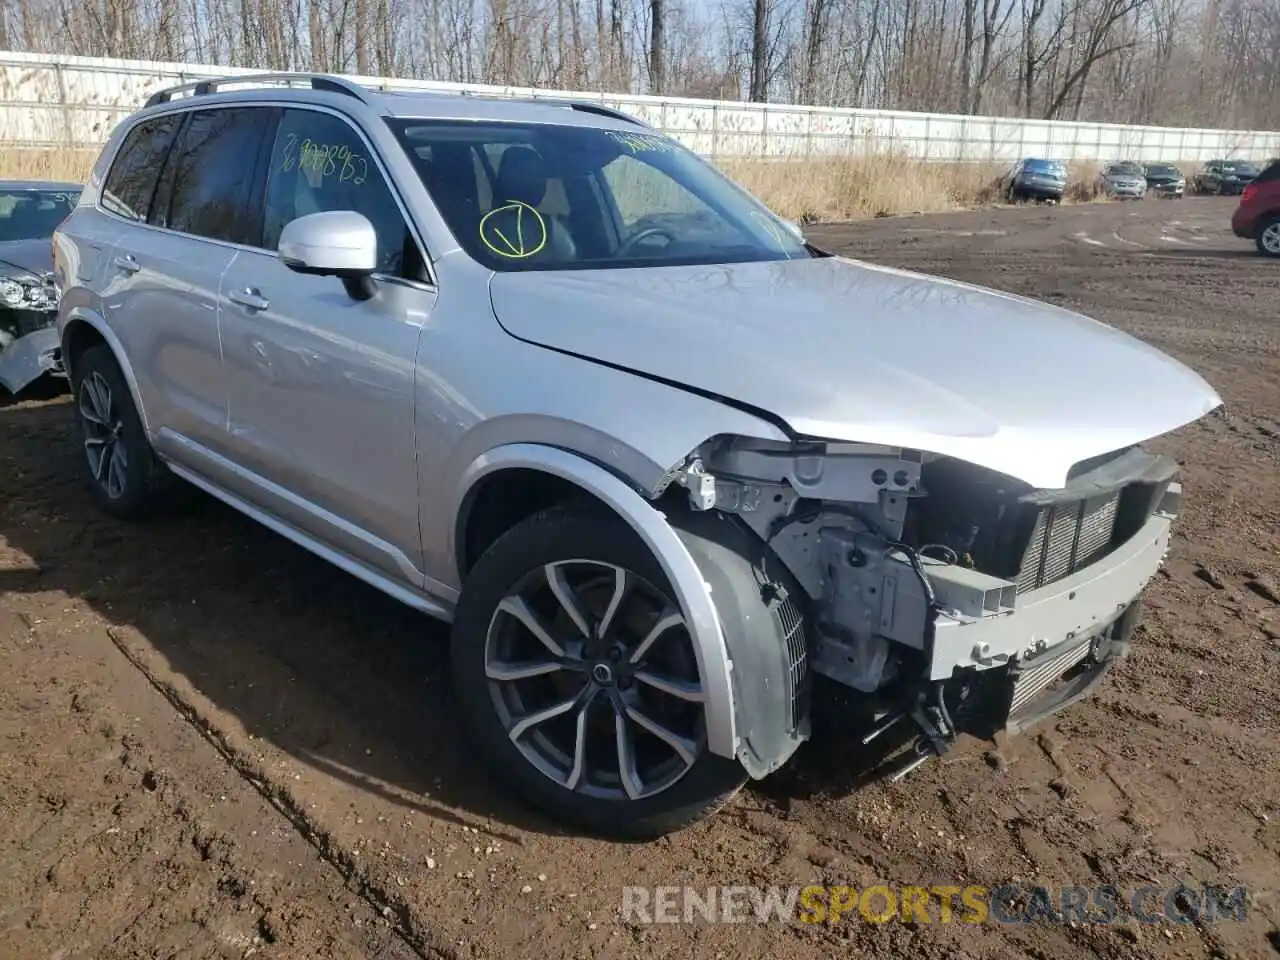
[
  {"x1": 454, "y1": 443, "x2": 740, "y2": 761},
  {"x1": 60, "y1": 307, "x2": 152, "y2": 436}
]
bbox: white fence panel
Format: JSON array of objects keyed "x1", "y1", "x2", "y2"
[{"x1": 2, "y1": 50, "x2": 1279, "y2": 164}]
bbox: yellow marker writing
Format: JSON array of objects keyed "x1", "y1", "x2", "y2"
[{"x1": 479, "y1": 201, "x2": 548, "y2": 259}]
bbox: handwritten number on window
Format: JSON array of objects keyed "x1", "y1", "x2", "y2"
[{"x1": 279, "y1": 133, "x2": 368, "y2": 185}]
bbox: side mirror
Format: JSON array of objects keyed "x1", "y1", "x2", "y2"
[{"x1": 278, "y1": 210, "x2": 378, "y2": 300}]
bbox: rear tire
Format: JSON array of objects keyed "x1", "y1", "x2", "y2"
[
  {"x1": 1257, "y1": 216, "x2": 1280, "y2": 258},
  {"x1": 70, "y1": 344, "x2": 174, "y2": 519},
  {"x1": 450, "y1": 501, "x2": 747, "y2": 840}
]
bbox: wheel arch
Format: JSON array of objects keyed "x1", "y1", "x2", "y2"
[
  {"x1": 453, "y1": 443, "x2": 739, "y2": 761},
  {"x1": 60, "y1": 309, "x2": 151, "y2": 435}
]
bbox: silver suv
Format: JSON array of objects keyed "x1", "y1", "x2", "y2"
[{"x1": 54, "y1": 73, "x2": 1221, "y2": 839}]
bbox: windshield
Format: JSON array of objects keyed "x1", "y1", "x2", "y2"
[
  {"x1": 387, "y1": 119, "x2": 809, "y2": 271},
  {"x1": 1024, "y1": 159, "x2": 1065, "y2": 175},
  {"x1": 1145, "y1": 165, "x2": 1179, "y2": 176},
  {"x1": 0, "y1": 188, "x2": 80, "y2": 242},
  {"x1": 1109, "y1": 163, "x2": 1143, "y2": 176}
]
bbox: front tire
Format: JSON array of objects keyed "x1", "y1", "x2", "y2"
[
  {"x1": 450, "y1": 502, "x2": 748, "y2": 840},
  {"x1": 71, "y1": 344, "x2": 173, "y2": 519}
]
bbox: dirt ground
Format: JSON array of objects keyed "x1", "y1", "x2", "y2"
[{"x1": 2, "y1": 196, "x2": 1279, "y2": 960}]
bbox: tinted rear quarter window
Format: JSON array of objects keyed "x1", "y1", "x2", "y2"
[
  {"x1": 101, "y1": 114, "x2": 183, "y2": 221},
  {"x1": 160, "y1": 108, "x2": 275, "y2": 245}
]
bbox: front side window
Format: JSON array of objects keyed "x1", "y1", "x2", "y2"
[
  {"x1": 160, "y1": 107, "x2": 274, "y2": 245},
  {"x1": 0, "y1": 188, "x2": 81, "y2": 242},
  {"x1": 100, "y1": 114, "x2": 182, "y2": 222},
  {"x1": 261, "y1": 109, "x2": 423, "y2": 280},
  {"x1": 387, "y1": 119, "x2": 808, "y2": 272}
]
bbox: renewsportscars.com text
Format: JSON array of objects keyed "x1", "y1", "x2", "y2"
[{"x1": 620, "y1": 883, "x2": 1248, "y2": 926}]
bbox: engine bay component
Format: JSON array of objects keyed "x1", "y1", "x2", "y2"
[{"x1": 666, "y1": 434, "x2": 1182, "y2": 759}]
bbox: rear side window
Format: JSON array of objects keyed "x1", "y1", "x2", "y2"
[
  {"x1": 1256, "y1": 161, "x2": 1280, "y2": 183},
  {"x1": 100, "y1": 114, "x2": 182, "y2": 221},
  {"x1": 161, "y1": 108, "x2": 275, "y2": 245}
]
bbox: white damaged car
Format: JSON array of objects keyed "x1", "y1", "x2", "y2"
[
  {"x1": 53, "y1": 74, "x2": 1222, "y2": 839},
  {"x1": 0, "y1": 181, "x2": 81, "y2": 396}
]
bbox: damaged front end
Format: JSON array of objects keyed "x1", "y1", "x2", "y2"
[
  {"x1": 0, "y1": 271, "x2": 64, "y2": 396},
  {"x1": 668, "y1": 435, "x2": 1181, "y2": 778}
]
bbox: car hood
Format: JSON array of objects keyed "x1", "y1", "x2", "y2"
[
  {"x1": 0, "y1": 238, "x2": 53, "y2": 278},
  {"x1": 487, "y1": 256, "x2": 1222, "y2": 489}
]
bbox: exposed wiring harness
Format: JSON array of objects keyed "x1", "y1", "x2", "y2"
[
  {"x1": 884, "y1": 540, "x2": 940, "y2": 611},
  {"x1": 918, "y1": 543, "x2": 960, "y2": 565}
]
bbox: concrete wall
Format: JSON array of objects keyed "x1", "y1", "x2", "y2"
[{"x1": 3, "y1": 49, "x2": 1279, "y2": 164}]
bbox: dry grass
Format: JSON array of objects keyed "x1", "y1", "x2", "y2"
[
  {"x1": 721, "y1": 153, "x2": 1008, "y2": 222},
  {"x1": 1063, "y1": 160, "x2": 1105, "y2": 202},
  {"x1": 722, "y1": 155, "x2": 1113, "y2": 222},
  {"x1": 0, "y1": 140, "x2": 1111, "y2": 223},
  {"x1": 0, "y1": 146, "x2": 97, "y2": 183}
]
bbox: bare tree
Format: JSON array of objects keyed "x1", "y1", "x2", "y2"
[
  {"x1": 3, "y1": 0, "x2": 1277, "y2": 130},
  {"x1": 648, "y1": 0, "x2": 665, "y2": 91}
]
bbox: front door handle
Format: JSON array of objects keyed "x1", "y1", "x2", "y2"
[
  {"x1": 228, "y1": 287, "x2": 270, "y2": 311},
  {"x1": 113, "y1": 254, "x2": 140, "y2": 274}
]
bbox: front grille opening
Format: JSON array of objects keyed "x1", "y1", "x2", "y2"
[
  {"x1": 1017, "y1": 492, "x2": 1121, "y2": 592},
  {"x1": 907, "y1": 450, "x2": 1173, "y2": 596}
]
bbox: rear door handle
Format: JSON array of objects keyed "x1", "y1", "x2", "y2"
[
  {"x1": 113, "y1": 254, "x2": 140, "y2": 274},
  {"x1": 228, "y1": 288, "x2": 270, "y2": 311}
]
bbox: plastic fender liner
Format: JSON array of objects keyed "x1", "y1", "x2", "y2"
[{"x1": 670, "y1": 506, "x2": 812, "y2": 779}]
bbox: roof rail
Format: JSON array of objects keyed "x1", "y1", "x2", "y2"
[
  {"x1": 507, "y1": 96, "x2": 648, "y2": 126},
  {"x1": 566, "y1": 101, "x2": 649, "y2": 126},
  {"x1": 144, "y1": 72, "x2": 371, "y2": 108}
]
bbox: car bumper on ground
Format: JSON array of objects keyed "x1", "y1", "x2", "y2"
[{"x1": 0, "y1": 325, "x2": 63, "y2": 394}]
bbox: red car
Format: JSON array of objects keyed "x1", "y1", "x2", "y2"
[{"x1": 1231, "y1": 158, "x2": 1280, "y2": 258}]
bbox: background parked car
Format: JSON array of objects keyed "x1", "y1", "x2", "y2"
[
  {"x1": 0, "y1": 180, "x2": 82, "y2": 397},
  {"x1": 1194, "y1": 159, "x2": 1260, "y2": 195},
  {"x1": 1231, "y1": 158, "x2": 1280, "y2": 258},
  {"x1": 1098, "y1": 161, "x2": 1148, "y2": 200},
  {"x1": 1143, "y1": 163, "x2": 1185, "y2": 198},
  {"x1": 1003, "y1": 158, "x2": 1067, "y2": 203}
]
